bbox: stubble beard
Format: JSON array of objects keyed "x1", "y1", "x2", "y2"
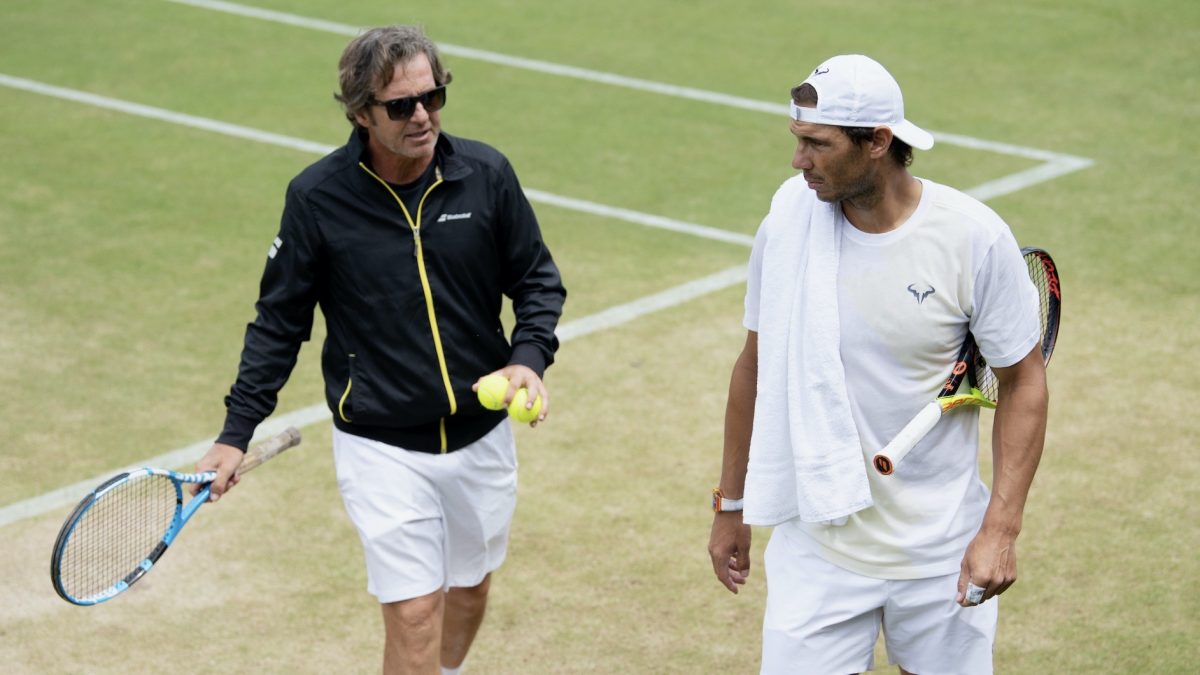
[{"x1": 829, "y1": 160, "x2": 880, "y2": 210}]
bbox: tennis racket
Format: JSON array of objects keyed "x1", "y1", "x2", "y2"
[
  {"x1": 50, "y1": 426, "x2": 302, "y2": 606},
  {"x1": 872, "y1": 247, "x2": 1060, "y2": 475}
]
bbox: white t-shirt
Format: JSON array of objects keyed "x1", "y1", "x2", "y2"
[{"x1": 743, "y1": 178, "x2": 1040, "y2": 579}]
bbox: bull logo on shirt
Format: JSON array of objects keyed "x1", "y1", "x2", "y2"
[{"x1": 907, "y1": 284, "x2": 936, "y2": 304}]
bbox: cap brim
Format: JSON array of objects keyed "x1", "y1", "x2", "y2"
[{"x1": 890, "y1": 120, "x2": 934, "y2": 150}]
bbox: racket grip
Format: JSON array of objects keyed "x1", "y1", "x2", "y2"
[
  {"x1": 872, "y1": 402, "x2": 943, "y2": 475},
  {"x1": 236, "y1": 427, "x2": 302, "y2": 476}
]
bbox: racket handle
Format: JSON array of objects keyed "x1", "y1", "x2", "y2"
[
  {"x1": 872, "y1": 402, "x2": 943, "y2": 475},
  {"x1": 236, "y1": 427, "x2": 302, "y2": 476}
]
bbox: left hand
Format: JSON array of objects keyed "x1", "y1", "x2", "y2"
[
  {"x1": 473, "y1": 364, "x2": 549, "y2": 426},
  {"x1": 956, "y1": 527, "x2": 1018, "y2": 606}
]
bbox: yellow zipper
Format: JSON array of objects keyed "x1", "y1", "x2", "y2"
[
  {"x1": 360, "y1": 162, "x2": 456, "y2": 452},
  {"x1": 338, "y1": 354, "x2": 355, "y2": 422}
]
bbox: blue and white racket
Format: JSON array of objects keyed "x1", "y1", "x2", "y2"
[{"x1": 50, "y1": 427, "x2": 302, "y2": 606}]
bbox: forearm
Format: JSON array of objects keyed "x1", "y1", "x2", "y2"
[
  {"x1": 982, "y1": 353, "x2": 1048, "y2": 536},
  {"x1": 719, "y1": 337, "x2": 758, "y2": 498}
]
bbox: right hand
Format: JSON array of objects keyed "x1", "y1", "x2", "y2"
[
  {"x1": 708, "y1": 512, "x2": 752, "y2": 594},
  {"x1": 191, "y1": 442, "x2": 244, "y2": 501}
]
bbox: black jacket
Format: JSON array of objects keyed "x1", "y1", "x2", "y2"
[{"x1": 218, "y1": 129, "x2": 566, "y2": 453}]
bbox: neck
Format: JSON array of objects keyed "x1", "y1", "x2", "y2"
[
  {"x1": 842, "y1": 169, "x2": 922, "y2": 234},
  {"x1": 361, "y1": 130, "x2": 436, "y2": 185},
  {"x1": 372, "y1": 153, "x2": 433, "y2": 185}
]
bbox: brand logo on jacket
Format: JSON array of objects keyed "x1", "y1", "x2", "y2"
[
  {"x1": 907, "y1": 283, "x2": 935, "y2": 304},
  {"x1": 437, "y1": 212, "x2": 472, "y2": 223},
  {"x1": 268, "y1": 236, "x2": 283, "y2": 259}
]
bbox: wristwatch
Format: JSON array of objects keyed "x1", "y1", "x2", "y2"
[{"x1": 711, "y1": 487, "x2": 744, "y2": 513}]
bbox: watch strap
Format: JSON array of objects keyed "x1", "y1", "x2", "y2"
[{"x1": 711, "y1": 487, "x2": 744, "y2": 512}]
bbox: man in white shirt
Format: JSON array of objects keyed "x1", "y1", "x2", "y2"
[{"x1": 707, "y1": 54, "x2": 1048, "y2": 674}]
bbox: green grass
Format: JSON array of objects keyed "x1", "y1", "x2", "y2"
[{"x1": 2, "y1": 0, "x2": 1197, "y2": 672}]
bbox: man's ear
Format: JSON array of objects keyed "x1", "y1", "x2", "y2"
[{"x1": 870, "y1": 127, "x2": 894, "y2": 159}]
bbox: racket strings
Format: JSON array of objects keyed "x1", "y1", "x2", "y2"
[
  {"x1": 58, "y1": 473, "x2": 178, "y2": 601},
  {"x1": 1024, "y1": 250, "x2": 1060, "y2": 364},
  {"x1": 972, "y1": 351, "x2": 999, "y2": 402},
  {"x1": 969, "y1": 249, "x2": 1057, "y2": 408}
]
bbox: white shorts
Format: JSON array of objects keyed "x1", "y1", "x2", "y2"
[
  {"x1": 762, "y1": 523, "x2": 997, "y2": 675},
  {"x1": 332, "y1": 421, "x2": 518, "y2": 604}
]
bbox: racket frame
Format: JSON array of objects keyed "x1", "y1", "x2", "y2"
[
  {"x1": 1021, "y1": 246, "x2": 1061, "y2": 366},
  {"x1": 50, "y1": 469, "x2": 214, "y2": 605},
  {"x1": 50, "y1": 427, "x2": 300, "y2": 606},
  {"x1": 872, "y1": 247, "x2": 1060, "y2": 476}
]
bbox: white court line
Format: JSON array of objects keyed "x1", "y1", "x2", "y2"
[
  {"x1": 0, "y1": 74, "x2": 334, "y2": 156},
  {"x1": 0, "y1": 266, "x2": 746, "y2": 528},
  {"x1": 0, "y1": 74, "x2": 746, "y2": 248},
  {"x1": 165, "y1": 0, "x2": 1094, "y2": 201},
  {"x1": 0, "y1": 404, "x2": 327, "y2": 528}
]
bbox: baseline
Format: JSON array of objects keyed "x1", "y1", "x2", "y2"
[{"x1": 165, "y1": 0, "x2": 1095, "y2": 201}]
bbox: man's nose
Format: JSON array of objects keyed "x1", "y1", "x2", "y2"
[{"x1": 792, "y1": 147, "x2": 812, "y2": 171}]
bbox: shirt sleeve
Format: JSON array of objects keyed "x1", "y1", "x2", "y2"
[
  {"x1": 969, "y1": 231, "x2": 1040, "y2": 368},
  {"x1": 743, "y1": 216, "x2": 769, "y2": 332},
  {"x1": 217, "y1": 183, "x2": 321, "y2": 449},
  {"x1": 494, "y1": 159, "x2": 566, "y2": 377}
]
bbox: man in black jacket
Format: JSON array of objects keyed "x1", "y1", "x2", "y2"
[{"x1": 194, "y1": 25, "x2": 565, "y2": 674}]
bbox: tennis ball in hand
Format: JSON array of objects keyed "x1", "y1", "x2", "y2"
[
  {"x1": 507, "y1": 387, "x2": 542, "y2": 423},
  {"x1": 476, "y1": 374, "x2": 510, "y2": 411}
]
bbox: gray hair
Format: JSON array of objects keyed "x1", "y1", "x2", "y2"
[{"x1": 334, "y1": 25, "x2": 453, "y2": 128}]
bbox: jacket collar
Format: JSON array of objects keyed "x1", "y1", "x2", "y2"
[{"x1": 346, "y1": 127, "x2": 473, "y2": 182}]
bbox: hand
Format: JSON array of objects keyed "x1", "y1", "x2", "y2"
[
  {"x1": 708, "y1": 512, "x2": 752, "y2": 594},
  {"x1": 191, "y1": 442, "x2": 245, "y2": 502},
  {"x1": 473, "y1": 365, "x2": 550, "y2": 426},
  {"x1": 956, "y1": 527, "x2": 1018, "y2": 606}
]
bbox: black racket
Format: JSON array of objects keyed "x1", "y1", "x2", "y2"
[{"x1": 872, "y1": 247, "x2": 1060, "y2": 475}]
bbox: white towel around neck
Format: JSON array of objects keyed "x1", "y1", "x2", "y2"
[{"x1": 743, "y1": 177, "x2": 873, "y2": 526}]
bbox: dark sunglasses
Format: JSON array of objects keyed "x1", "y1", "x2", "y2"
[{"x1": 369, "y1": 85, "x2": 447, "y2": 121}]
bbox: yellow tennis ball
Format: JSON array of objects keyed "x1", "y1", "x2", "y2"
[
  {"x1": 507, "y1": 387, "x2": 542, "y2": 423},
  {"x1": 476, "y1": 374, "x2": 510, "y2": 411}
]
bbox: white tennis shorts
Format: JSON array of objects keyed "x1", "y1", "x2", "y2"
[
  {"x1": 332, "y1": 421, "x2": 518, "y2": 604},
  {"x1": 762, "y1": 522, "x2": 998, "y2": 675}
]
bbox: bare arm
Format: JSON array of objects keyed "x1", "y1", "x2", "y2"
[
  {"x1": 708, "y1": 331, "x2": 758, "y2": 594},
  {"x1": 957, "y1": 345, "x2": 1048, "y2": 605}
]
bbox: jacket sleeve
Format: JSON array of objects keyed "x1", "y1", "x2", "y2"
[
  {"x1": 217, "y1": 183, "x2": 322, "y2": 449},
  {"x1": 494, "y1": 159, "x2": 566, "y2": 377}
]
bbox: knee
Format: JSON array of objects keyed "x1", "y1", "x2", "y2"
[
  {"x1": 448, "y1": 575, "x2": 491, "y2": 610},
  {"x1": 463, "y1": 575, "x2": 491, "y2": 598},
  {"x1": 383, "y1": 593, "x2": 442, "y2": 637}
]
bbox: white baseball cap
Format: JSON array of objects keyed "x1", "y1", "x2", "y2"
[{"x1": 789, "y1": 54, "x2": 934, "y2": 151}]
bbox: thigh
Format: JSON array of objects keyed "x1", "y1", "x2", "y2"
[
  {"x1": 882, "y1": 573, "x2": 998, "y2": 675},
  {"x1": 439, "y1": 420, "x2": 518, "y2": 588},
  {"x1": 761, "y1": 526, "x2": 885, "y2": 675},
  {"x1": 333, "y1": 428, "x2": 446, "y2": 603}
]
